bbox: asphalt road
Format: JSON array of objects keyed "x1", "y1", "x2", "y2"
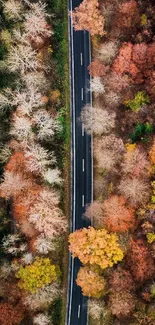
[{"x1": 66, "y1": 0, "x2": 93, "y2": 324}]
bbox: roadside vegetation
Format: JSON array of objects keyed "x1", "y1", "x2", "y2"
[
  {"x1": 0, "y1": 0, "x2": 69, "y2": 325},
  {"x1": 69, "y1": 0, "x2": 155, "y2": 324}
]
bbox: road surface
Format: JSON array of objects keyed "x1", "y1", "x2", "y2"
[{"x1": 66, "y1": 0, "x2": 93, "y2": 324}]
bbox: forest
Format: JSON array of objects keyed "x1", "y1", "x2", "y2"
[
  {"x1": 0, "y1": 0, "x2": 69, "y2": 325},
  {"x1": 69, "y1": 0, "x2": 155, "y2": 324}
]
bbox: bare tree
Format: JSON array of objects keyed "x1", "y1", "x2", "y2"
[
  {"x1": 33, "y1": 313, "x2": 51, "y2": 325},
  {"x1": 97, "y1": 41, "x2": 119, "y2": 64},
  {"x1": 94, "y1": 135, "x2": 125, "y2": 172},
  {"x1": 118, "y1": 178, "x2": 150, "y2": 207},
  {"x1": 7, "y1": 44, "x2": 40, "y2": 74},
  {"x1": 3, "y1": 0, "x2": 24, "y2": 20},
  {"x1": 24, "y1": 143, "x2": 56, "y2": 175},
  {"x1": 10, "y1": 112, "x2": 33, "y2": 141},
  {"x1": 23, "y1": 1, "x2": 53, "y2": 42},
  {"x1": 90, "y1": 77, "x2": 105, "y2": 94},
  {"x1": 81, "y1": 105, "x2": 115, "y2": 135},
  {"x1": 33, "y1": 110, "x2": 61, "y2": 140}
]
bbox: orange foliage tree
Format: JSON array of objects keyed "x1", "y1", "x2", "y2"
[
  {"x1": 108, "y1": 291, "x2": 136, "y2": 319},
  {"x1": 115, "y1": 0, "x2": 140, "y2": 31},
  {"x1": 88, "y1": 60, "x2": 106, "y2": 77},
  {"x1": 103, "y1": 195, "x2": 136, "y2": 233},
  {"x1": 0, "y1": 302, "x2": 24, "y2": 325},
  {"x1": 128, "y1": 239, "x2": 154, "y2": 282},
  {"x1": 149, "y1": 138, "x2": 155, "y2": 165},
  {"x1": 69, "y1": 227, "x2": 123, "y2": 270},
  {"x1": 113, "y1": 42, "x2": 155, "y2": 84},
  {"x1": 76, "y1": 267, "x2": 106, "y2": 298},
  {"x1": 72, "y1": 0, "x2": 106, "y2": 36}
]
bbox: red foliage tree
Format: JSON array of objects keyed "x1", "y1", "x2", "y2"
[
  {"x1": 128, "y1": 239, "x2": 154, "y2": 283},
  {"x1": 88, "y1": 60, "x2": 106, "y2": 77},
  {"x1": 103, "y1": 195, "x2": 136, "y2": 233},
  {"x1": 0, "y1": 302, "x2": 24, "y2": 325},
  {"x1": 113, "y1": 42, "x2": 155, "y2": 84},
  {"x1": 72, "y1": 0, "x2": 106, "y2": 36},
  {"x1": 5, "y1": 152, "x2": 26, "y2": 174},
  {"x1": 115, "y1": 0, "x2": 140, "y2": 31},
  {"x1": 109, "y1": 267, "x2": 135, "y2": 292}
]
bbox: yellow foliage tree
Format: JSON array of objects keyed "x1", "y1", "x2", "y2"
[
  {"x1": 69, "y1": 227, "x2": 123, "y2": 269},
  {"x1": 76, "y1": 266, "x2": 106, "y2": 298},
  {"x1": 16, "y1": 257, "x2": 60, "y2": 293}
]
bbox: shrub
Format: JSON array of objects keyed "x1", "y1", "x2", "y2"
[
  {"x1": 124, "y1": 91, "x2": 150, "y2": 112},
  {"x1": 16, "y1": 257, "x2": 61, "y2": 293},
  {"x1": 128, "y1": 239, "x2": 154, "y2": 282},
  {"x1": 69, "y1": 227, "x2": 124, "y2": 269},
  {"x1": 76, "y1": 266, "x2": 106, "y2": 298},
  {"x1": 103, "y1": 195, "x2": 135, "y2": 232}
]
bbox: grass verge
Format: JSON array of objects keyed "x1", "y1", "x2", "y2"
[{"x1": 48, "y1": 0, "x2": 70, "y2": 324}]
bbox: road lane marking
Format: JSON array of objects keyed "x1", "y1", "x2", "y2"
[
  {"x1": 82, "y1": 124, "x2": 84, "y2": 136},
  {"x1": 80, "y1": 53, "x2": 83, "y2": 65},
  {"x1": 82, "y1": 159, "x2": 85, "y2": 172},
  {"x1": 78, "y1": 305, "x2": 81, "y2": 318},
  {"x1": 81, "y1": 88, "x2": 84, "y2": 101},
  {"x1": 82, "y1": 195, "x2": 85, "y2": 207}
]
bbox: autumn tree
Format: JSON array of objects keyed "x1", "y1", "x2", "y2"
[
  {"x1": 81, "y1": 105, "x2": 115, "y2": 135},
  {"x1": 0, "y1": 302, "x2": 24, "y2": 325},
  {"x1": 97, "y1": 41, "x2": 118, "y2": 65},
  {"x1": 88, "y1": 60, "x2": 106, "y2": 77},
  {"x1": 90, "y1": 77, "x2": 105, "y2": 94},
  {"x1": 118, "y1": 177, "x2": 150, "y2": 207},
  {"x1": 149, "y1": 138, "x2": 155, "y2": 164},
  {"x1": 109, "y1": 267, "x2": 135, "y2": 293},
  {"x1": 94, "y1": 135, "x2": 124, "y2": 172},
  {"x1": 23, "y1": 283, "x2": 60, "y2": 310},
  {"x1": 115, "y1": 0, "x2": 140, "y2": 33},
  {"x1": 127, "y1": 239, "x2": 154, "y2": 282},
  {"x1": 16, "y1": 257, "x2": 61, "y2": 293},
  {"x1": 7, "y1": 44, "x2": 40, "y2": 74},
  {"x1": 121, "y1": 147, "x2": 150, "y2": 178},
  {"x1": 3, "y1": 0, "x2": 23, "y2": 20},
  {"x1": 69, "y1": 227, "x2": 123, "y2": 270},
  {"x1": 76, "y1": 267, "x2": 106, "y2": 298},
  {"x1": 84, "y1": 201, "x2": 104, "y2": 227},
  {"x1": 29, "y1": 189, "x2": 67, "y2": 238},
  {"x1": 108, "y1": 291, "x2": 136, "y2": 319},
  {"x1": 113, "y1": 42, "x2": 155, "y2": 84},
  {"x1": 72, "y1": 0, "x2": 106, "y2": 36},
  {"x1": 23, "y1": 2, "x2": 53, "y2": 44},
  {"x1": 103, "y1": 195, "x2": 135, "y2": 233}
]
